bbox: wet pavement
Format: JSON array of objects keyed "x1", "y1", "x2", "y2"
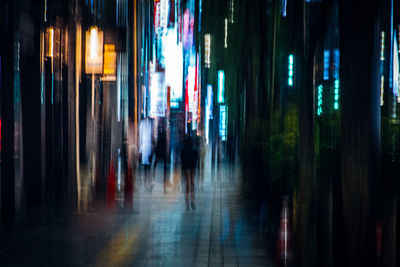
[{"x1": 0, "y1": 164, "x2": 273, "y2": 266}]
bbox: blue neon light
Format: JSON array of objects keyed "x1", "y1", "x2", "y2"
[
  {"x1": 324, "y1": 50, "x2": 330, "y2": 80},
  {"x1": 218, "y1": 70, "x2": 225, "y2": 103},
  {"x1": 288, "y1": 54, "x2": 294, "y2": 86}
]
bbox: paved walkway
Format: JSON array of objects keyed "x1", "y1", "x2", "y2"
[{"x1": 0, "y1": 165, "x2": 273, "y2": 266}]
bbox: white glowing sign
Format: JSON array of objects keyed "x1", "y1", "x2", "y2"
[
  {"x1": 164, "y1": 28, "x2": 183, "y2": 101},
  {"x1": 150, "y1": 72, "x2": 167, "y2": 117}
]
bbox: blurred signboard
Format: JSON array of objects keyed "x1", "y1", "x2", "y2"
[
  {"x1": 102, "y1": 44, "x2": 116, "y2": 81},
  {"x1": 85, "y1": 27, "x2": 104, "y2": 74}
]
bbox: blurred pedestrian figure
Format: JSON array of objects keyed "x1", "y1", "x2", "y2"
[
  {"x1": 140, "y1": 118, "x2": 153, "y2": 191},
  {"x1": 181, "y1": 134, "x2": 198, "y2": 210},
  {"x1": 153, "y1": 127, "x2": 169, "y2": 193}
]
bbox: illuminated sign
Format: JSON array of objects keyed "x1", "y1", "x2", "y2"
[
  {"x1": 219, "y1": 105, "x2": 227, "y2": 141},
  {"x1": 317, "y1": 84, "x2": 323, "y2": 116},
  {"x1": 85, "y1": 27, "x2": 104, "y2": 74},
  {"x1": 218, "y1": 70, "x2": 225, "y2": 103},
  {"x1": 288, "y1": 54, "x2": 293, "y2": 86},
  {"x1": 102, "y1": 44, "x2": 116, "y2": 81}
]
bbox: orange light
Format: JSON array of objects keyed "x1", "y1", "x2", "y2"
[
  {"x1": 103, "y1": 44, "x2": 116, "y2": 81},
  {"x1": 47, "y1": 27, "x2": 54, "y2": 57}
]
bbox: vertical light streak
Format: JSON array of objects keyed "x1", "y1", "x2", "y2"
[
  {"x1": 323, "y1": 50, "x2": 329, "y2": 80},
  {"x1": 92, "y1": 74, "x2": 95, "y2": 119},
  {"x1": 134, "y1": 0, "x2": 138, "y2": 145},
  {"x1": 76, "y1": 24, "x2": 82, "y2": 212},
  {"x1": 49, "y1": 28, "x2": 54, "y2": 58},
  {"x1": 218, "y1": 70, "x2": 225, "y2": 103},
  {"x1": 380, "y1": 76, "x2": 384, "y2": 106},
  {"x1": 44, "y1": 0, "x2": 47, "y2": 22},
  {"x1": 40, "y1": 31, "x2": 45, "y2": 104},
  {"x1": 380, "y1": 31, "x2": 385, "y2": 61},
  {"x1": 334, "y1": 80, "x2": 339, "y2": 110},
  {"x1": 224, "y1": 18, "x2": 228, "y2": 48},
  {"x1": 317, "y1": 84, "x2": 323, "y2": 116},
  {"x1": 288, "y1": 54, "x2": 293, "y2": 86},
  {"x1": 117, "y1": 54, "x2": 121, "y2": 122},
  {"x1": 204, "y1": 34, "x2": 211, "y2": 68}
]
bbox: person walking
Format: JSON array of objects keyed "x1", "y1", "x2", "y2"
[
  {"x1": 140, "y1": 118, "x2": 153, "y2": 191},
  {"x1": 181, "y1": 134, "x2": 198, "y2": 211},
  {"x1": 153, "y1": 128, "x2": 169, "y2": 193}
]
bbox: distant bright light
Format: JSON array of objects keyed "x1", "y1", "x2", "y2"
[
  {"x1": 218, "y1": 70, "x2": 225, "y2": 103},
  {"x1": 288, "y1": 54, "x2": 294, "y2": 86}
]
